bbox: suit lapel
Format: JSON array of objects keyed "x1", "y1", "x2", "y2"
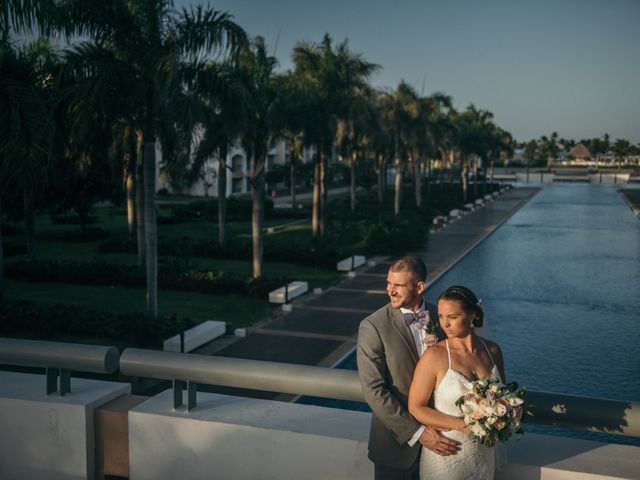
[{"x1": 390, "y1": 307, "x2": 419, "y2": 363}]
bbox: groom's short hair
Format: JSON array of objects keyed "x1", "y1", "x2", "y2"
[{"x1": 389, "y1": 254, "x2": 427, "y2": 282}]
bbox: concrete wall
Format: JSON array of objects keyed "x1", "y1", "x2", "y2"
[
  {"x1": 0, "y1": 371, "x2": 130, "y2": 480},
  {"x1": 129, "y1": 390, "x2": 640, "y2": 480},
  {"x1": 129, "y1": 390, "x2": 373, "y2": 480}
]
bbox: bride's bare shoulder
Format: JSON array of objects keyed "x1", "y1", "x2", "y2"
[
  {"x1": 479, "y1": 336, "x2": 503, "y2": 358},
  {"x1": 418, "y1": 341, "x2": 448, "y2": 367}
]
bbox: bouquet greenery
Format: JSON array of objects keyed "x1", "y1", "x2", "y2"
[{"x1": 455, "y1": 376, "x2": 525, "y2": 447}]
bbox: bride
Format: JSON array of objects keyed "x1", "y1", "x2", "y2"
[{"x1": 408, "y1": 286, "x2": 506, "y2": 480}]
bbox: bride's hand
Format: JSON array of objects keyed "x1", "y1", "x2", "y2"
[
  {"x1": 419, "y1": 426, "x2": 461, "y2": 456},
  {"x1": 456, "y1": 418, "x2": 470, "y2": 435}
]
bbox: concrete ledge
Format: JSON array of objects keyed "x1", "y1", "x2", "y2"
[
  {"x1": 129, "y1": 391, "x2": 373, "y2": 480},
  {"x1": 0, "y1": 371, "x2": 130, "y2": 480},
  {"x1": 269, "y1": 281, "x2": 309, "y2": 304},
  {"x1": 126, "y1": 390, "x2": 640, "y2": 480},
  {"x1": 163, "y1": 320, "x2": 226, "y2": 352},
  {"x1": 499, "y1": 433, "x2": 640, "y2": 480},
  {"x1": 337, "y1": 255, "x2": 366, "y2": 271}
]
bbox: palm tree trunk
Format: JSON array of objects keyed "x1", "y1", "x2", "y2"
[
  {"x1": 482, "y1": 159, "x2": 488, "y2": 195},
  {"x1": 126, "y1": 170, "x2": 136, "y2": 238},
  {"x1": 376, "y1": 154, "x2": 385, "y2": 205},
  {"x1": 0, "y1": 197, "x2": 4, "y2": 301},
  {"x1": 217, "y1": 144, "x2": 228, "y2": 248},
  {"x1": 462, "y1": 157, "x2": 469, "y2": 203},
  {"x1": 320, "y1": 152, "x2": 327, "y2": 238},
  {"x1": 143, "y1": 139, "x2": 157, "y2": 320},
  {"x1": 251, "y1": 154, "x2": 265, "y2": 278},
  {"x1": 394, "y1": 158, "x2": 402, "y2": 215},
  {"x1": 473, "y1": 155, "x2": 479, "y2": 199},
  {"x1": 23, "y1": 181, "x2": 35, "y2": 256},
  {"x1": 449, "y1": 150, "x2": 456, "y2": 184},
  {"x1": 290, "y1": 161, "x2": 296, "y2": 208},
  {"x1": 135, "y1": 134, "x2": 145, "y2": 264},
  {"x1": 414, "y1": 159, "x2": 422, "y2": 208},
  {"x1": 350, "y1": 153, "x2": 356, "y2": 213},
  {"x1": 312, "y1": 157, "x2": 321, "y2": 241}
]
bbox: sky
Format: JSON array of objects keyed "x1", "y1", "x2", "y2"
[{"x1": 174, "y1": 0, "x2": 640, "y2": 144}]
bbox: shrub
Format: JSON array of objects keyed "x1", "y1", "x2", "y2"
[
  {"x1": 4, "y1": 258, "x2": 289, "y2": 299},
  {"x1": 50, "y1": 214, "x2": 97, "y2": 225},
  {"x1": 64, "y1": 227, "x2": 110, "y2": 242},
  {"x1": 0, "y1": 300, "x2": 193, "y2": 348},
  {"x1": 2, "y1": 242, "x2": 28, "y2": 258},
  {"x1": 1, "y1": 223, "x2": 24, "y2": 236}
]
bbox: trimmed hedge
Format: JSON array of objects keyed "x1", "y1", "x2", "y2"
[
  {"x1": 5, "y1": 259, "x2": 288, "y2": 298},
  {"x1": 2, "y1": 242, "x2": 28, "y2": 258},
  {"x1": 1, "y1": 223, "x2": 24, "y2": 236},
  {"x1": 63, "y1": 227, "x2": 110, "y2": 242},
  {"x1": 0, "y1": 300, "x2": 191, "y2": 348},
  {"x1": 169, "y1": 197, "x2": 275, "y2": 223},
  {"x1": 50, "y1": 214, "x2": 97, "y2": 225}
]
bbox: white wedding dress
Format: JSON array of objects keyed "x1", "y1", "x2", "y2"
[{"x1": 420, "y1": 339, "x2": 499, "y2": 480}]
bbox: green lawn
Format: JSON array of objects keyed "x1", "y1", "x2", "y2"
[
  {"x1": 4, "y1": 280, "x2": 271, "y2": 327},
  {"x1": 3, "y1": 206, "x2": 347, "y2": 343}
]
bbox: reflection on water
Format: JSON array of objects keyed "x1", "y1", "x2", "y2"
[{"x1": 299, "y1": 184, "x2": 640, "y2": 446}]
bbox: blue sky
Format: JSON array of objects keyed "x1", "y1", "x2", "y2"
[{"x1": 175, "y1": 0, "x2": 640, "y2": 144}]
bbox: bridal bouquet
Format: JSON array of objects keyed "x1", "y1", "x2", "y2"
[{"x1": 455, "y1": 376, "x2": 525, "y2": 447}]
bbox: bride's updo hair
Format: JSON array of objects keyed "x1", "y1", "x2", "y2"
[{"x1": 438, "y1": 286, "x2": 484, "y2": 327}]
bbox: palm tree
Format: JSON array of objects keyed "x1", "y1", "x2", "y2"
[
  {"x1": 58, "y1": 0, "x2": 245, "y2": 319},
  {"x1": 522, "y1": 140, "x2": 538, "y2": 182},
  {"x1": 184, "y1": 60, "x2": 249, "y2": 249},
  {"x1": 238, "y1": 37, "x2": 280, "y2": 278},
  {"x1": 379, "y1": 81, "x2": 421, "y2": 215},
  {"x1": 292, "y1": 34, "x2": 378, "y2": 239},
  {"x1": 0, "y1": 41, "x2": 52, "y2": 298}
]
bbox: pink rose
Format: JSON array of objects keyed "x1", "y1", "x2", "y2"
[{"x1": 424, "y1": 334, "x2": 438, "y2": 347}]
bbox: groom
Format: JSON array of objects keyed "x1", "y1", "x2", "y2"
[{"x1": 357, "y1": 254, "x2": 460, "y2": 479}]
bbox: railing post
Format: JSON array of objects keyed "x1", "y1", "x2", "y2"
[
  {"x1": 284, "y1": 283, "x2": 289, "y2": 304},
  {"x1": 187, "y1": 381, "x2": 197, "y2": 411},
  {"x1": 173, "y1": 379, "x2": 184, "y2": 409},
  {"x1": 351, "y1": 255, "x2": 355, "y2": 272},
  {"x1": 59, "y1": 369, "x2": 71, "y2": 396},
  {"x1": 46, "y1": 367, "x2": 57, "y2": 395},
  {"x1": 45, "y1": 367, "x2": 71, "y2": 395}
]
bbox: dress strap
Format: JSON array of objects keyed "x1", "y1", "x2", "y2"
[
  {"x1": 479, "y1": 338, "x2": 496, "y2": 368},
  {"x1": 445, "y1": 339, "x2": 452, "y2": 369}
]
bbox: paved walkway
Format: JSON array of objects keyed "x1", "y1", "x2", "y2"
[
  {"x1": 619, "y1": 188, "x2": 640, "y2": 217},
  {"x1": 195, "y1": 187, "x2": 540, "y2": 399}
]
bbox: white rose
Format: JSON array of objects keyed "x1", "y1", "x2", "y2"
[
  {"x1": 508, "y1": 396, "x2": 524, "y2": 406},
  {"x1": 461, "y1": 402, "x2": 477, "y2": 415},
  {"x1": 494, "y1": 403, "x2": 508, "y2": 416},
  {"x1": 486, "y1": 415, "x2": 498, "y2": 426},
  {"x1": 471, "y1": 424, "x2": 487, "y2": 437}
]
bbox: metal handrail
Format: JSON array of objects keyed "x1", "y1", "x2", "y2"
[
  {"x1": 120, "y1": 348, "x2": 361, "y2": 410},
  {"x1": 0, "y1": 338, "x2": 119, "y2": 395},
  {"x1": 120, "y1": 348, "x2": 640, "y2": 438}
]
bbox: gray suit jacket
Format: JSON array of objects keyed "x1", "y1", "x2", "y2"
[{"x1": 357, "y1": 301, "x2": 438, "y2": 469}]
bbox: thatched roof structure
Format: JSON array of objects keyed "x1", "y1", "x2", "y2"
[{"x1": 568, "y1": 144, "x2": 591, "y2": 159}]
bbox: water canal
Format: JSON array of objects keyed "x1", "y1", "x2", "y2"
[{"x1": 301, "y1": 183, "x2": 640, "y2": 446}]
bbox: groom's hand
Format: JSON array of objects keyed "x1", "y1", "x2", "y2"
[{"x1": 419, "y1": 426, "x2": 460, "y2": 456}]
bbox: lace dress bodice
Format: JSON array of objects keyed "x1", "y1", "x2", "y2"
[{"x1": 419, "y1": 339, "x2": 499, "y2": 480}]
